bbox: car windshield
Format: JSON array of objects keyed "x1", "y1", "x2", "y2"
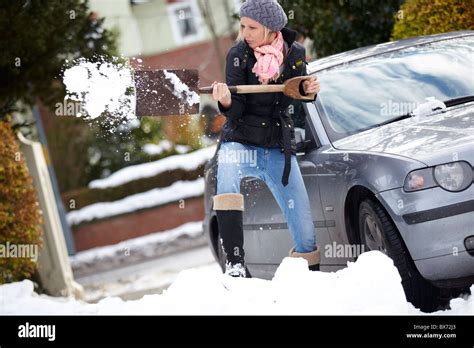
[{"x1": 315, "y1": 36, "x2": 474, "y2": 142}]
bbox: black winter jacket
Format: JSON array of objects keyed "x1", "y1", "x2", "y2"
[{"x1": 217, "y1": 27, "x2": 316, "y2": 186}]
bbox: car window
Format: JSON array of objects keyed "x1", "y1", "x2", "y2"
[{"x1": 315, "y1": 36, "x2": 474, "y2": 142}]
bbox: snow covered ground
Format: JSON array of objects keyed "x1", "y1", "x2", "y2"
[
  {"x1": 69, "y1": 220, "x2": 210, "y2": 301},
  {"x1": 75, "y1": 246, "x2": 218, "y2": 302},
  {"x1": 1, "y1": 251, "x2": 472, "y2": 315}
]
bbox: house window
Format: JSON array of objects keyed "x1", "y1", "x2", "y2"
[
  {"x1": 167, "y1": 0, "x2": 203, "y2": 44},
  {"x1": 176, "y1": 7, "x2": 196, "y2": 37}
]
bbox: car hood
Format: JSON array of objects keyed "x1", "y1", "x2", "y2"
[{"x1": 333, "y1": 104, "x2": 474, "y2": 166}]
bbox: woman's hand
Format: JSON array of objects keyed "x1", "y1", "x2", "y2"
[
  {"x1": 211, "y1": 81, "x2": 232, "y2": 109},
  {"x1": 302, "y1": 76, "x2": 320, "y2": 95}
]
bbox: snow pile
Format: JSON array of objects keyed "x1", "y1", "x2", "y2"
[
  {"x1": 1, "y1": 252, "x2": 472, "y2": 315},
  {"x1": 88, "y1": 145, "x2": 216, "y2": 189},
  {"x1": 74, "y1": 248, "x2": 216, "y2": 303},
  {"x1": 63, "y1": 58, "x2": 135, "y2": 120},
  {"x1": 67, "y1": 178, "x2": 204, "y2": 226}
]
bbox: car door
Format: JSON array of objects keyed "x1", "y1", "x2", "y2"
[
  {"x1": 241, "y1": 102, "x2": 328, "y2": 279},
  {"x1": 306, "y1": 103, "x2": 358, "y2": 271}
]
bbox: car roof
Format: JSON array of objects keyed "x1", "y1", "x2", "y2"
[{"x1": 307, "y1": 30, "x2": 474, "y2": 73}]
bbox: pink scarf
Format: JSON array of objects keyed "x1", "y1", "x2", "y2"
[{"x1": 252, "y1": 31, "x2": 284, "y2": 84}]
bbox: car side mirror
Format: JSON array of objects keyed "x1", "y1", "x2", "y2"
[
  {"x1": 295, "y1": 127, "x2": 305, "y2": 144},
  {"x1": 295, "y1": 127, "x2": 306, "y2": 153},
  {"x1": 295, "y1": 127, "x2": 317, "y2": 153}
]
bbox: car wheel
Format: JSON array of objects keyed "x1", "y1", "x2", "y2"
[{"x1": 358, "y1": 198, "x2": 442, "y2": 312}]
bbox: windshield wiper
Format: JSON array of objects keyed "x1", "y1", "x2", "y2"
[
  {"x1": 358, "y1": 95, "x2": 474, "y2": 133},
  {"x1": 374, "y1": 95, "x2": 474, "y2": 128},
  {"x1": 356, "y1": 113, "x2": 413, "y2": 132},
  {"x1": 374, "y1": 113, "x2": 413, "y2": 127},
  {"x1": 443, "y1": 95, "x2": 474, "y2": 107}
]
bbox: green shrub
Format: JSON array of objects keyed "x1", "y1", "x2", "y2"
[
  {"x1": 0, "y1": 121, "x2": 43, "y2": 283},
  {"x1": 280, "y1": 0, "x2": 403, "y2": 57},
  {"x1": 392, "y1": 0, "x2": 474, "y2": 40}
]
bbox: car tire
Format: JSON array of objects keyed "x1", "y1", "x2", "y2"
[{"x1": 358, "y1": 198, "x2": 442, "y2": 312}]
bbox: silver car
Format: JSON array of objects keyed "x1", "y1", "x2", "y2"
[{"x1": 204, "y1": 31, "x2": 474, "y2": 312}]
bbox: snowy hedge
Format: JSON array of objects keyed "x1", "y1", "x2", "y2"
[
  {"x1": 62, "y1": 164, "x2": 204, "y2": 211},
  {"x1": 62, "y1": 146, "x2": 216, "y2": 212}
]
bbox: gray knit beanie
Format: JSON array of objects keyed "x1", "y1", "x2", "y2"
[{"x1": 240, "y1": 0, "x2": 288, "y2": 32}]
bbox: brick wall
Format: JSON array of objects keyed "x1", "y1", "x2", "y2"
[{"x1": 72, "y1": 196, "x2": 205, "y2": 251}]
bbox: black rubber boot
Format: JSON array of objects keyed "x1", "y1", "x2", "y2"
[
  {"x1": 216, "y1": 210, "x2": 245, "y2": 266},
  {"x1": 214, "y1": 193, "x2": 246, "y2": 277}
]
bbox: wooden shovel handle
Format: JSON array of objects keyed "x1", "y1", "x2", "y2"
[
  {"x1": 199, "y1": 85, "x2": 283, "y2": 93},
  {"x1": 199, "y1": 76, "x2": 316, "y2": 101}
]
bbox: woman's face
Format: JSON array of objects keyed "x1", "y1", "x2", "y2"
[{"x1": 240, "y1": 17, "x2": 273, "y2": 49}]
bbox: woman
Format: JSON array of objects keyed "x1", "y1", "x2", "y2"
[{"x1": 211, "y1": 0, "x2": 321, "y2": 277}]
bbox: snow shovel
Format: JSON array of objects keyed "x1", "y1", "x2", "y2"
[{"x1": 134, "y1": 69, "x2": 316, "y2": 117}]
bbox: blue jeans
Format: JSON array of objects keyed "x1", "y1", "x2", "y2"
[{"x1": 216, "y1": 141, "x2": 317, "y2": 253}]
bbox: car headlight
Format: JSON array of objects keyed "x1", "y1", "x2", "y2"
[
  {"x1": 404, "y1": 168, "x2": 437, "y2": 192},
  {"x1": 434, "y1": 161, "x2": 472, "y2": 192},
  {"x1": 404, "y1": 161, "x2": 473, "y2": 192}
]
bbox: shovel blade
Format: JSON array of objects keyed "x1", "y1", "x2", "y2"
[{"x1": 135, "y1": 69, "x2": 200, "y2": 116}]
